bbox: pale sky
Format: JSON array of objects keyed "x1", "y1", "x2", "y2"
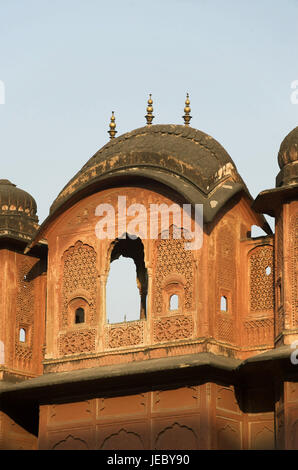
[{"x1": 0, "y1": 0, "x2": 297, "y2": 320}]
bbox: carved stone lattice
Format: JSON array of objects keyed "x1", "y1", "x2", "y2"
[
  {"x1": 61, "y1": 241, "x2": 97, "y2": 328},
  {"x1": 276, "y1": 215, "x2": 283, "y2": 279},
  {"x1": 249, "y1": 246, "x2": 274, "y2": 311},
  {"x1": 15, "y1": 258, "x2": 36, "y2": 363},
  {"x1": 154, "y1": 233, "x2": 194, "y2": 315},
  {"x1": 59, "y1": 329, "x2": 96, "y2": 356},
  {"x1": 217, "y1": 317, "x2": 234, "y2": 344},
  {"x1": 154, "y1": 315, "x2": 193, "y2": 343},
  {"x1": 106, "y1": 322, "x2": 144, "y2": 349},
  {"x1": 217, "y1": 225, "x2": 236, "y2": 291},
  {"x1": 276, "y1": 215, "x2": 284, "y2": 332},
  {"x1": 292, "y1": 215, "x2": 298, "y2": 326},
  {"x1": 244, "y1": 318, "x2": 274, "y2": 346},
  {"x1": 216, "y1": 225, "x2": 236, "y2": 343}
]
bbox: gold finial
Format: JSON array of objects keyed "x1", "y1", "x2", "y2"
[
  {"x1": 108, "y1": 111, "x2": 117, "y2": 139},
  {"x1": 183, "y1": 93, "x2": 192, "y2": 126},
  {"x1": 145, "y1": 94, "x2": 154, "y2": 125}
]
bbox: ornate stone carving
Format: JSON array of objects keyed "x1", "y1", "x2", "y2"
[
  {"x1": 154, "y1": 229, "x2": 194, "y2": 315},
  {"x1": 155, "y1": 422, "x2": 198, "y2": 450},
  {"x1": 15, "y1": 257, "x2": 37, "y2": 364},
  {"x1": 61, "y1": 241, "x2": 97, "y2": 328},
  {"x1": 52, "y1": 435, "x2": 89, "y2": 450},
  {"x1": 217, "y1": 317, "x2": 234, "y2": 344},
  {"x1": 59, "y1": 329, "x2": 96, "y2": 356},
  {"x1": 276, "y1": 215, "x2": 283, "y2": 280},
  {"x1": 249, "y1": 246, "x2": 274, "y2": 311},
  {"x1": 99, "y1": 428, "x2": 144, "y2": 450},
  {"x1": 244, "y1": 318, "x2": 274, "y2": 346},
  {"x1": 154, "y1": 315, "x2": 193, "y2": 343},
  {"x1": 106, "y1": 322, "x2": 144, "y2": 349},
  {"x1": 216, "y1": 224, "x2": 236, "y2": 343},
  {"x1": 291, "y1": 214, "x2": 298, "y2": 326},
  {"x1": 217, "y1": 225, "x2": 236, "y2": 291},
  {"x1": 275, "y1": 215, "x2": 284, "y2": 333}
]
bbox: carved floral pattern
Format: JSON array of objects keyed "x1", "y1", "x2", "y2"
[
  {"x1": 154, "y1": 315, "x2": 193, "y2": 342},
  {"x1": 59, "y1": 329, "x2": 96, "y2": 355},
  {"x1": 292, "y1": 214, "x2": 298, "y2": 326},
  {"x1": 217, "y1": 317, "x2": 234, "y2": 344},
  {"x1": 61, "y1": 241, "x2": 97, "y2": 328},
  {"x1": 249, "y1": 246, "x2": 274, "y2": 311},
  {"x1": 276, "y1": 215, "x2": 283, "y2": 279},
  {"x1": 15, "y1": 258, "x2": 37, "y2": 364},
  {"x1": 154, "y1": 230, "x2": 194, "y2": 315},
  {"x1": 216, "y1": 224, "x2": 236, "y2": 343},
  {"x1": 244, "y1": 318, "x2": 274, "y2": 346},
  {"x1": 276, "y1": 214, "x2": 284, "y2": 332},
  {"x1": 106, "y1": 322, "x2": 144, "y2": 349},
  {"x1": 217, "y1": 225, "x2": 236, "y2": 291}
]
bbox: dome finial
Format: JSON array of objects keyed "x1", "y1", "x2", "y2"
[
  {"x1": 108, "y1": 111, "x2": 117, "y2": 139},
  {"x1": 145, "y1": 94, "x2": 154, "y2": 126},
  {"x1": 183, "y1": 93, "x2": 192, "y2": 126}
]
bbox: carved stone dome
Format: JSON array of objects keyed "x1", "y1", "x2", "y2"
[
  {"x1": 0, "y1": 179, "x2": 37, "y2": 216},
  {"x1": 276, "y1": 126, "x2": 298, "y2": 187},
  {"x1": 278, "y1": 126, "x2": 298, "y2": 169},
  {"x1": 50, "y1": 124, "x2": 251, "y2": 224},
  {"x1": 25, "y1": 123, "x2": 272, "y2": 252},
  {"x1": 0, "y1": 179, "x2": 38, "y2": 242}
]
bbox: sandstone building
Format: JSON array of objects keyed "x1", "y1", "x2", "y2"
[{"x1": 0, "y1": 99, "x2": 297, "y2": 450}]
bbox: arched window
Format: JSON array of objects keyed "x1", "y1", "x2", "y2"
[
  {"x1": 19, "y1": 328, "x2": 26, "y2": 342},
  {"x1": 169, "y1": 294, "x2": 179, "y2": 311},
  {"x1": 106, "y1": 235, "x2": 148, "y2": 324},
  {"x1": 75, "y1": 307, "x2": 85, "y2": 324},
  {"x1": 220, "y1": 296, "x2": 228, "y2": 312},
  {"x1": 68, "y1": 297, "x2": 89, "y2": 325}
]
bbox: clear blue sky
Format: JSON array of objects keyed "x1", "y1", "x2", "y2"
[
  {"x1": 0, "y1": 0, "x2": 297, "y2": 224},
  {"x1": 1, "y1": 0, "x2": 297, "y2": 321}
]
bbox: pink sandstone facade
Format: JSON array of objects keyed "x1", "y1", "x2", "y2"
[{"x1": 0, "y1": 121, "x2": 297, "y2": 450}]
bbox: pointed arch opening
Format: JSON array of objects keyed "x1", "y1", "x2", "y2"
[{"x1": 106, "y1": 235, "x2": 148, "y2": 324}]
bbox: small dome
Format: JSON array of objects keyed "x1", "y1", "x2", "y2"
[
  {"x1": 0, "y1": 179, "x2": 37, "y2": 216},
  {"x1": 278, "y1": 126, "x2": 298, "y2": 169},
  {"x1": 0, "y1": 180, "x2": 38, "y2": 243}
]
